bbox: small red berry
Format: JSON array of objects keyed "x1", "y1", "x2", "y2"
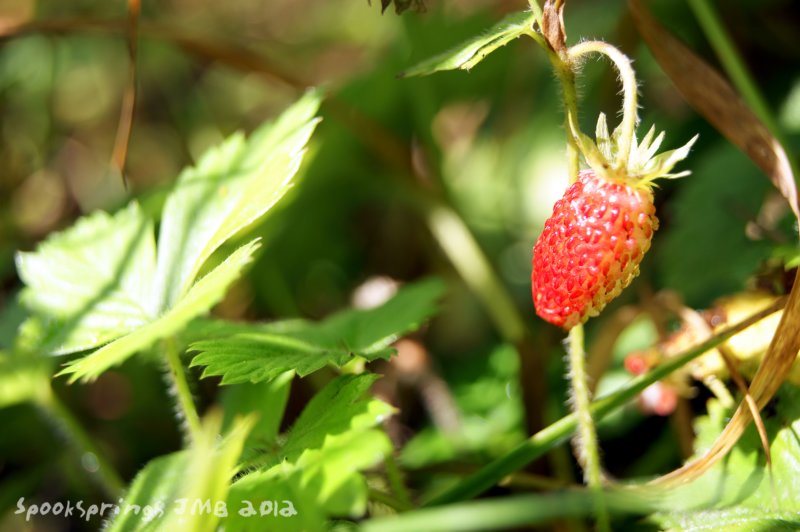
[
  {"x1": 532, "y1": 170, "x2": 657, "y2": 329},
  {"x1": 531, "y1": 115, "x2": 697, "y2": 329}
]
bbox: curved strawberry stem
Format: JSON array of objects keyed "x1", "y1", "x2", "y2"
[{"x1": 568, "y1": 40, "x2": 639, "y2": 170}]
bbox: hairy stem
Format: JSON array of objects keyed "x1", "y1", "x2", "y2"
[
  {"x1": 525, "y1": 26, "x2": 580, "y2": 182},
  {"x1": 567, "y1": 325, "x2": 610, "y2": 531},
  {"x1": 369, "y1": 488, "x2": 414, "y2": 513},
  {"x1": 527, "y1": 0, "x2": 544, "y2": 26},
  {"x1": 568, "y1": 41, "x2": 638, "y2": 169},
  {"x1": 552, "y1": 52, "x2": 581, "y2": 183},
  {"x1": 164, "y1": 338, "x2": 202, "y2": 443}
]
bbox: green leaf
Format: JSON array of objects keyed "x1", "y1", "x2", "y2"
[
  {"x1": 58, "y1": 240, "x2": 260, "y2": 383},
  {"x1": 278, "y1": 373, "x2": 394, "y2": 465},
  {"x1": 226, "y1": 429, "x2": 391, "y2": 531},
  {"x1": 650, "y1": 384, "x2": 800, "y2": 530},
  {"x1": 293, "y1": 428, "x2": 391, "y2": 515},
  {"x1": 15, "y1": 203, "x2": 156, "y2": 354},
  {"x1": 15, "y1": 92, "x2": 323, "y2": 385},
  {"x1": 221, "y1": 370, "x2": 293, "y2": 448},
  {"x1": 400, "y1": 12, "x2": 533, "y2": 78},
  {"x1": 223, "y1": 374, "x2": 393, "y2": 531},
  {"x1": 190, "y1": 278, "x2": 444, "y2": 384},
  {"x1": 154, "y1": 90, "x2": 322, "y2": 311},
  {"x1": 0, "y1": 353, "x2": 50, "y2": 408},
  {"x1": 107, "y1": 412, "x2": 253, "y2": 532}
]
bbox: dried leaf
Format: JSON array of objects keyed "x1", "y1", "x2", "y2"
[
  {"x1": 542, "y1": 0, "x2": 567, "y2": 54},
  {"x1": 629, "y1": 0, "x2": 799, "y2": 222},
  {"x1": 652, "y1": 269, "x2": 800, "y2": 486}
]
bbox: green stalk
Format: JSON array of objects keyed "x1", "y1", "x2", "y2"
[
  {"x1": 525, "y1": 26, "x2": 580, "y2": 182},
  {"x1": 553, "y1": 53, "x2": 581, "y2": 182},
  {"x1": 567, "y1": 324, "x2": 609, "y2": 531},
  {"x1": 163, "y1": 338, "x2": 202, "y2": 443},
  {"x1": 385, "y1": 453, "x2": 413, "y2": 510},
  {"x1": 423, "y1": 199, "x2": 526, "y2": 344},
  {"x1": 369, "y1": 488, "x2": 414, "y2": 513},
  {"x1": 527, "y1": 0, "x2": 544, "y2": 26},
  {"x1": 36, "y1": 388, "x2": 125, "y2": 499},
  {"x1": 424, "y1": 297, "x2": 784, "y2": 506},
  {"x1": 365, "y1": 490, "x2": 655, "y2": 532}
]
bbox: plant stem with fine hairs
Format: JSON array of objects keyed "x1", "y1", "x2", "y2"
[
  {"x1": 568, "y1": 40, "x2": 639, "y2": 170},
  {"x1": 567, "y1": 324, "x2": 610, "y2": 531},
  {"x1": 164, "y1": 338, "x2": 202, "y2": 444}
]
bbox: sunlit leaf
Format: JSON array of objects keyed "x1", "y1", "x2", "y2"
[
  {"x1": 58, "y1": 240, "x2": 260, "y2": 383},
  {"x1": 107, "y1": 412, "x2": 253, "y2": 532},
  {"x1": 14, "y1": 93, "x2": 322, "y2": 374},
  {"x1": 0, "y1": 354, "x2": 50, "y2": 409},
  {"x1": 190, "y1": 278, "x2": 444, "y2": 384},
  {"x1": 224, "y1": 374, "x2": 393, "y2": 531},
  {"x1": 15, "y1": 203, "x2": 156, "y2": 354},
  {"x1": 400, "y1": 12, "x2": 533, "y2": 78},
  {"x1": 650, "y1": 385, "x2": 800, "y2": 530},
  {"x1": 278, "y1": 373, "x2": 394, "y2": 465},
  {"x1": 154, "y1": 90, "x2": 322, "y2": 311}
]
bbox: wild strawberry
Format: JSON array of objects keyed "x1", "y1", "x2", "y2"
[{"x1": 532, "y1": 114, "x2": 697, "y2": 329}]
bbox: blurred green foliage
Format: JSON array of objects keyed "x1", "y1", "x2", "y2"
[{"x1": 1, "y1": 0, "x2": 799, "y2": 530}]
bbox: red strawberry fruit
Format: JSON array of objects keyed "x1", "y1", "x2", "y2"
[{"x1": 532, "y1": 114, "x2": 696, "y2": 329}]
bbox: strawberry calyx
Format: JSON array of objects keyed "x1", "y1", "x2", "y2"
[{"x1": 568, "y1": 113, "x2": 698, "y2": 189}]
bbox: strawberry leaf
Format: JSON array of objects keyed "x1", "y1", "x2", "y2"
[
  {"x1": 223, "y1": 374, "x2": 393, "y2": 531},
  {"x1": 0, "y1": 353, "x2": 51, "y2": 409},
  {"x1": 15, "y1": 93, "x2": 323, "y2": 384},
  {"x1": 16, "y1": 203, "x2": 156, "y2": 354},
  {"x1": 400, "y1": 11, "x2": 533, "y2": 78},
  {"x1": 106, "y1": 412, "x2": 253, "y2": 532},
  {"x1": 189, "y1": 278, "x2": 444, "y2": 384},
  {"x1": 277, "y1": 373, "x2": 394, "y2": 465},
  {"x1": 154, "y1": 90, "x2": 322, "y2": 311},
  {"x1": 648, "y1": 384, "x2": 800, "y2": 530},
  {"x1": 58, "y1": 240, "x2": 260, "y2": 383}
]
